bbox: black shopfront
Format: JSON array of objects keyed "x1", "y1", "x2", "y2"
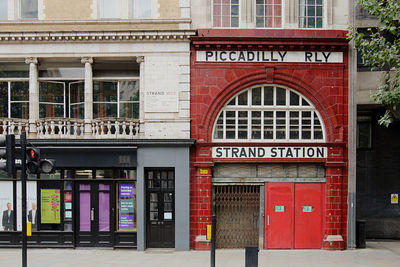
[{"x1": 0, "y1": 141, "x2": 138, "y2": 248}]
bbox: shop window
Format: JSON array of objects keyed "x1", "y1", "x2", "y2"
[
  {"x1": 357, "y1": 115, "x2": 372, "y2": 149},
  {"x1": 212, "y1": 0, "x2": 239, "y2": 28},
  {"x1": 0, "y1": 181, "x2": 14, "y2": 231},
  {"x1": 0, "y1": 0, "x2": 7, "y2": 19},
  {"x1": 256, "y1": 0, "x2": 282, "y2": 28},
  {"x1": 117, "y1": 182, "x2": 136, "y2": 231},
  {"x1": 0, "y1": 81, "x2": 29, "y2": 119},
  {"x1": 299, "y1": 0, "x2": 323, "y2": 28},
  {"x1": 133, "y1": 0, "x2": 151, "y2": 18},
  {"x1": 93, "y1": 80, "x2": 139, "y2": 119},
  {"x1": 213, "y1": 85, "x2": 325, "y2": 142},
  {"x1": 20, "y1": 0, "x2": 38, "y2": 19}
]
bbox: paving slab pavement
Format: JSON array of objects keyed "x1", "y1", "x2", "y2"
[{"x1": 0, "y1": 240, "x2": 399, "y2": 267}]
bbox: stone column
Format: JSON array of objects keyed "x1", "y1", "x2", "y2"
[
  {"x1": 81, "y1": 57, "x2": 94, "y2": 137},
  {"x1": 136, "y1": 56, "x2": 144, "y2": 137},
  {"x1": 25, "y1": 57, "x2": 39, "y2": 138}
]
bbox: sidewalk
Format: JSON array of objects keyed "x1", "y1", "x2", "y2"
[{"x1": 1, "y1": 241, "x2": 399, "y2": 267}]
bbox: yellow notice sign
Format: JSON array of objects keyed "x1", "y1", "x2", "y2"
[{"x1": 391, "y1": 194, "x2": 398, "y2": 204}]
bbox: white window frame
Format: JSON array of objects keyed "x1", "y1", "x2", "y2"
[
  {"x1": 212, "y1": 85, "x2": 326, "y2": 143},
  {"x1": 93, "y1": 79, "x2": 140, "y2": 119},
  {"x1": 211, "y1": 0, "x2": 241, "y2": 28},
  {"x1": 298, "y1": 0, "x2": 326, "y2": 29},
  {"x1": 132, "y1": 0, "x2": 152, "y2": 18},
  {"x1": 99, "y1": 0, "x2": 122, "y2": 19},
  {"x1": 254, "y1": 0, "x2": 284, "y2": 29},
  {"x1": 0, "y1": 80, "x2": 30, "y2": 119},
  {"x1": 19, "y1": 0, "x2": 38, "y2": 19}
]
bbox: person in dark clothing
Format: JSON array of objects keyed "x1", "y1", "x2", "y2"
[{"x1": 2, "y1": 202, "x2": 14, "y2": 231}]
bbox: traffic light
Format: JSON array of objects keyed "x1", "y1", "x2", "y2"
[
  {"x1": 0, "y1": 134, "x2": 16, "y2": 175},
  {"x1": 26, "y1": 147, "x2": 56, "y2": 174}
]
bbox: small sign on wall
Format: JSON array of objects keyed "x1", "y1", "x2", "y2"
[
  {"x1": 200, "y1": 169, "x2": 209, "y2": 175},
  {"x1": 275, "y1": 206, "x2": 285, "y2": 212},
  {"x1": 391, "y1": 194, "x2": 398, "y2": 204}
]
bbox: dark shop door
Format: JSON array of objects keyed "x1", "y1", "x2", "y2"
[
  {"x1": 75, "y1": 182, "x2": 113, "y2": 247},
  {"x1": 146, "y1": 169, "x2": 175, "y2": 248}
]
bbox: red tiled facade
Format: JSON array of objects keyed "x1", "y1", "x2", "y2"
[{"x1": 190, "y1": 29, "x2": 349, "y2": 250}]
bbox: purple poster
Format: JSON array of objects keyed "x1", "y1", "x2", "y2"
[
  {"x1": 120, "y1": 214, "x2": 134, "y2": 229},
  {"x1": 120, "y1": 184, "x2": 134, "y2": 198}
]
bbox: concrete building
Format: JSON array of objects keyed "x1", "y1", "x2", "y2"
[
  {"x1": 0, "y1": 0, "x2": 194, "y2": 250},
  {"x1": 352, "y1": 2, "x2": 400, "y2": 240},
  {"x1": 190, "y1": 0, "x2": 355, "y2": 250}
]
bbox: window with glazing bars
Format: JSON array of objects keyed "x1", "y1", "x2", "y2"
[
  {"x1": 299, "y1": 0, "x2": 323, "y2": 28},
  {"x1": 213, "y1": 85, "x2": 325, "y2": 142},
  {"x1": 213, "y1": 0, "x2": 239, "y2": 27},
  {"x1": 256, "y1": 0, "x2": 282, "y2": 28}
]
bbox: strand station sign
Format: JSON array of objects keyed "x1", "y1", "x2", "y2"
[
  {"x1": 212, "y1": 146, "x2": 327, "y2": 159},
  {"x1": 196, "y1": 51, "x2": 343, "y2": 63}
]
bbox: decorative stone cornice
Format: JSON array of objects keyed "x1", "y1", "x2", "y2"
[
  {"x1": 25, "y1": 57, "x2": 38, "y2": 65},
  {"x1": 81, "y1": 56, "x2": 94, "y2": 65},
  {"x1": 136, "y1": 56, "x2": 144, "y2": 64},
  {"x1": 0, "y1": 31, "x2": 196, "y2": 43}
]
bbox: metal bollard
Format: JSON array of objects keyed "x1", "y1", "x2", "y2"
[{"x1": 245, "y1": 246, "x2": 258, "y2": 267}]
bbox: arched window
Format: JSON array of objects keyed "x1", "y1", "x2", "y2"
[{"x1": 213, "y1": 85, "x2": 325, "y2": 142}]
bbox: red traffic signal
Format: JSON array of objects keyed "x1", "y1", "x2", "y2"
[{"x1": 26, "y1": 147, "x2": 41, "y2": 174}]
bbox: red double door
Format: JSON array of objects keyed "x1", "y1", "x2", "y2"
[{"x1": 264, "y1": 183, "x2": 324, "y2": 249}]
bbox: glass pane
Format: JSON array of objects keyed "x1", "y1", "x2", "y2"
[
  {"x1": 252, "y1": 87, "x2": 261, "y2": 105},
  {"x1": 289, "y1": 111, "x2": 299, "y2": 139},
  {"x1": 276, "y1": 111, "x2": 286, "y2": 139},
  {"x1": 264, "y1": 86, "x2": 273, "y2": 105},
  {"x1": 76, "y1": 170, "x2": 93, "y2": 179},
  {"x1": 96, "y1": 169, "x2": 114, "y2": 179},
  {"x1": 120, "y1": 102, "x2": 139, "y2": 119},
  {"x1": 264, "y1": 111, "x2": 273, "y2": 139},
  {"x1": 119, "y1": 81, "x2": 139, "y2": 101},
  {"x1": 102, "y1": 0, "x2": 118, "y2": 18},
  {"x1": 39, "y1": 82, "x2": 64, "y2": 103},
  {"x1": 64, "y1": 222, "x2": 73, "y2": 231},
  {"x1": 214, "y1": 113, "x2": 224, "y2": 139},
  {"x1": 70, "y1": 82, "x2": 84, "y2": 104},
  {"x1": 0, "y1": 82, "x2": 7, "y2": 117},
  {"x1": 251, "y1": 111, "x2": 261, "y2": 139},
  {"x1": 238, "y1": 111, "x2": 248, "y2": 139},
  {"x1": 64, "y1": 181, "x2": 72, "y2": 190},
  {"x1": 93, "y1": 81, "x2": 117, "y2": 102},
  {"x1": 99, "y1": 192, "x2": 110, "y2": 231},
  {"x1": 238, "y1": 91, "x2": 248, "y2": 105},
  {"x1": 276, "y1": 87, "x2": 286, "y2": 105},
  {"x1": 225, "y1": 111, "x2": 236, "y2": 139},
  {"x1": 302, "y1": 98, "x2": 310, "y2": 106},
  {"x1": 79, "y1": 184, "x2": 91, "y2": 190},
  {"x1": 93, "y1": 103, "x2": 117, "y2": 118},
  {"x1": 0, "y1": 0, "x2": 7, "y2": 19},
  {"x1": 10, "y1": 81, "x2": 29, "y2": 101},
  {"x1": 290, "y1": 91, "x2": 299, "y2": 106},
  {"x1": 316, "y1": 18, "x2": 323, "y2": 28},
  {"x1": 314, "y1": 113, "x2": 323, "y2": 139},
  {"x1": 302, "y1": 111, "x2": 312, "y2": 139},
  {"x1": 135, "y1": 0, "x2": 151, "y2": 18},
  {"x1": 39, "y1": 103, "x2": 64, "y2": 118},
  {"x1": 99, "y1": 184, "x2": 110, "y2": 190},
  {"x1": 79, "y1": 192, "x2": 91, "y2": 231},
  {"x1": 20, "y1": 0, "x2": 38, "y2": 19},
  {"x1": 10, "y1": 102, "x2": 29, "y2": 119},
  {"x1": 70, "y1": 104, "x2": 84, "y2": 119}
]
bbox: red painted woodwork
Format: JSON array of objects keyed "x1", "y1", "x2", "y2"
[
  {"x1": 265, "y1": 183, "x2": 294, "y2": 249},
  {"x1": 294, "y1": 183, "x2": 324, "y2": 249}
]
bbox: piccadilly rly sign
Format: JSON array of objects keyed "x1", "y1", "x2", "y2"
[{"x1": 196, "y1": 51, "x2": 343, "y2": 63}]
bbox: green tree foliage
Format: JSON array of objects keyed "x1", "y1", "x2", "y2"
[{"x1": 348, "y1": 0, "x2": 400, "y2": 127}]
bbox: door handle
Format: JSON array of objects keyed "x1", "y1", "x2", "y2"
[
  {"x1": 267, "y1": 215, "x2": 269, "y2": 226},
  {"x1": 91, "y1": 208, "x2": 94, "y2": 221}
]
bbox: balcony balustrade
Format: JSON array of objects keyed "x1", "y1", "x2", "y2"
[
  {"x1": 0, "y1": 118, "x2": 140, "y2": 139},
  {"x1": 0, "y1": 119, "x2": 29, "y2": 137}
]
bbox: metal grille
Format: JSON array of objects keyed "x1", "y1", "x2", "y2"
[{"x1": 214, "y1": 185, "x2": 260, "y2": 248}]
